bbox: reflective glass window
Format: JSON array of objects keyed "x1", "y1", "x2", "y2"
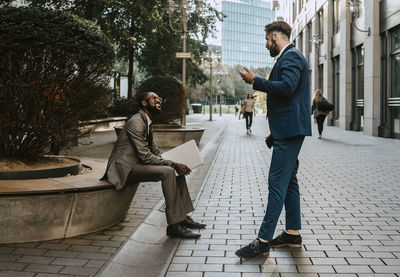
[
  {"x1": 392, "y1": 54, "x2": 400, "y2": 98},
  {"x1": 391, "y1": 27, "x2": 400, "y2": 52}
]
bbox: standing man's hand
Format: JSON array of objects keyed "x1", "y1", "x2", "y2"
[
  {"x1": 240, "y1": 67, "x2": 256, "y2": 84},
  {"x1": 172, "y1": 162, "x2": 191, "y2": 176}
]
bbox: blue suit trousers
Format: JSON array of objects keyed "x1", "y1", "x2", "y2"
[{"x1": 258, "y1": 135, "x2": 304, "y2": 241}]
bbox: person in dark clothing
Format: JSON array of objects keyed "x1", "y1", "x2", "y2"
[
  {"x1": 311, "y1": 89, "x2": 330, "y2": 139},
  {"x1": 243, "y1": 92, "x2": 256, "y2": 134},
  {"x1": 237, "y1": 20, "x2": 311, "y2": 259}
]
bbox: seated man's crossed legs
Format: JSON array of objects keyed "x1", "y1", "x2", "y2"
[{"x1": 127, "y1": 164, "x2": 205, "y2": 239}]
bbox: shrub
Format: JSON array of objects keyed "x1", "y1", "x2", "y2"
[
  {"x1": 136, "y1": 76, "x2": 186, "y2": 124},
  {"x1": 0, "y1": 7, "x2": 114, "y2": 161},
  {"x1": 108, "y1": 98, "x2": 139, "y2": 118}
]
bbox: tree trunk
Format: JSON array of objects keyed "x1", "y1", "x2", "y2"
[{"x1": 127, "y1": 17, "x2": 134, "y2": 99}]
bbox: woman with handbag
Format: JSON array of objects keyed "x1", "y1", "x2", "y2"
[
  {"x1": 243, "y1": 92, "x2": 256, "y2": 134},
  {"x1": 311, "y1": 89, "x2": 331, "y2": 139}
]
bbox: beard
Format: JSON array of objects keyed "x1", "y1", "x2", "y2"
[
  {"x1": 269, "y1": 39, "x2": 280, "y2": 57},
  {"x1": 148, "y1": 104, "x2": 162, "y2": 114}
]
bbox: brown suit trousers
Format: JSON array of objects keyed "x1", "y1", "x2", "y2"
[{"x1": 126, "y1": 164, "x2": 194, "y2": 225}]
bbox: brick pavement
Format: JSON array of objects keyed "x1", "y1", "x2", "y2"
[
  {"x1": 164, "y1": 115, "x2": 400, "y2": 276},
  {"x1": 0, "y1": 114, "x2": 232, "y2": 277},
  {"x1": 1, "y1": 114, "x2": 400, "y2": 276}
]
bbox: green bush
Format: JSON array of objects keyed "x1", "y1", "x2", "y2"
[
  {"x1": 108, "y1": 98, "x2": 139, "y2": 118},
  {"x1": 136, "y1": 76, "x2": 186, "y2": 124},
  {"x1": 0, "y1": 7, "x2": 114, "y2": 160}
]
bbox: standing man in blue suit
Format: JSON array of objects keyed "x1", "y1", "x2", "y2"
[{"x1": 235, "y1": 21, "x2": 311, "y2": 259}]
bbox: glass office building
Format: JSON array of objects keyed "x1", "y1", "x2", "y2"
[{"x1": 221, "y1": 0, "x2": 275, "y2": 69}]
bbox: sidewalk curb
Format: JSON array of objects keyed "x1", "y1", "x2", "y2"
[
  {"x1": 97, "y1": 120, "x2": 229, "y2": 277},
  {"x1": 159, "y1": 123, "x2": 228, "y2": 277}
]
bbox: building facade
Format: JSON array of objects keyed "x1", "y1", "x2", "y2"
[
  {"x1": 221, "y1": 0, "x2": 275, "y2": 69},
  {"x1": 277, "y1": 0, "x2": 400, "y2": 139}
]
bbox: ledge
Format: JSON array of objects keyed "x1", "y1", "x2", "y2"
[
  {"x1": 153, "y1": 127, "x2": 205, "y2": 148},
  {"x1": 114, "y1": 126, "x2": 205, "y2": 148},
  {"x1": 0, "y1": 157, "x2": 137, "y2": 243},
  {"x1": 80, "y1": 117, "x2": 127, "y2": 132},
  {"x1": 0, "y1": 158, "x2": 111, "y2": 195},
  {"x1": 0, "y1": 156, "x2": 81, "y2": 181}
]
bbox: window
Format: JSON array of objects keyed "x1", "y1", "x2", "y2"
[
  {"x1": 292, "y1": 1, "x2": 297, "y2": 23},
  {"x1": 307, "y1": 23, "x2": 312, "y2": 63},
  {"x1": 333, "y1": 0, "x2": 341, "y2": 34},
  {"x1": 318, "y1": 9, "x2": 324, "y2": 42},
  {"x1": 351, "y1": 45, "x2": 364, "y2": 130},
  {"x1": 391, "y1": 27, "x2": 400, "y2": 98},
  {"x1": 298, "y1": 32, "x2": 303, "y2": 53},
  {"x1": 318, "y1": 64, "x2": 324, "y2": 89},
  {"x1": 390, "y1": 26, "x2": 400, "y2": 137},
  {"x1": 332, "y1": 56, "x2": 340, "y2": 120}
]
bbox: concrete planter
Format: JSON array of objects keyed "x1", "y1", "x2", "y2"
[
  {"x1": 114, "y1": 125, "x2": 205, "y2": 148},
  {"x1": 153, "y1": 127, "x2": 205, "y2": 148},
  {"x1": 0, "y1": 156, "x2": 81, "y2": 180},
  {"x1": 0, "y1": 158, "x2": 137, "y2": 243}
]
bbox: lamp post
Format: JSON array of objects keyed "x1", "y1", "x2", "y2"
[
  {"x1": 348, "y1": 0, "x2": 370, "y2": 36},
  {"x1": 202, "y1": 50, "x2": 221, "y2": 121},
  {"x1": 215, "y1": 69, "x2": 228, "y2": 116},
  {"x1": 166, "y1": 0, "x2": 204, "y2": 126}
]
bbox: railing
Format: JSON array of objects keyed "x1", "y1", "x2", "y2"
[
  {"x1": 388, "y1": 97, "x2": 400, "y2": 107},
  {"x1": 356, "y1": 99, "x2": 364, "y2": 107}
]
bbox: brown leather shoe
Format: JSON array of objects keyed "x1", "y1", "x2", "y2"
[
  {"x1": 166, "y1": 223, "x2": 201, "y2": 239},
  {"x1": 181, "y1": 216, "x2": 206, "y2": 229}
]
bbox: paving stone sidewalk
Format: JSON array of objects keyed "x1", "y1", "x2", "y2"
[
  {"x1": 0, "y1": 114, "x2": 233, "y2": 277},
  {"x1": 164, "y1": 116, "x2": 400, "y2": 277}
]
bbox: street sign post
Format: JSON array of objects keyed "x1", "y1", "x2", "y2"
[{"x1": 175, "y1": 52, "x2": 192, "y2": 59}]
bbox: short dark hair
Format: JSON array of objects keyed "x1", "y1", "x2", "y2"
[
  {"x1": 140, "y1": 91, "x2": 156, "y2": 107},
  {"x1": 264, "y1": 21, "x2": 292, "y2": 39}
]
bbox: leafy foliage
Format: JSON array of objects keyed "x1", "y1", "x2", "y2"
[
  {"x1": 108, "y1": 76, "x2": 186, "y2": 124},
  {"x1": 0, "y1": 7, "x2": 114, "y2": 160},
  {"x1": 23, "y1": 0, "x2": 223, "y2": 89},
  {"x1": 137, "y1": 76, "x2": 186, "y2": 124},
  {"x1": 108, "y1": 98, "x2": 138, "y2": 118},
  {"x1": 188, "y1": 65, "x2": 272, "y2": 102}
]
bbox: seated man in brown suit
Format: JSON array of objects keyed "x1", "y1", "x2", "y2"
[{"x1": 102, "y1": 91, "x2": 205, "y2": 239}]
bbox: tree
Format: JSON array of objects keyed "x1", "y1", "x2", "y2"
[
  {"x1": 21, "y1": 0, "x2": 223, "y2": 96},
  {"x1": 22, "y1": 0, "x2": 154, "y2": 98},
  {"x1": 136, "y1": 1, "x2": 223, "y2": 88},
  {"x1": 189, "y1": 64, "x2": 273, "y2": 103},
  {"x1": 0, "y1": 7, "x2": 114, "y2": 160}
]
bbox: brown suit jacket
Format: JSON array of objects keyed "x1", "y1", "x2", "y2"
[{"x1": 102, "y1": 109, "x2": 173, "y2": 190}]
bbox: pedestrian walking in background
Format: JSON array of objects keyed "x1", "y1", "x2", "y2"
[
  {"x1": 243, "y1": 92, "x2": 256, "y2": 134},
  {"x1": 311, "y1": 89, "x2": 331, "y2": 139},
  {"x1": 237, "y1": 20, "x2": 311, "y2": 259},
  {"x1": 235, "y1": 102, "x2": 239, "y2": 117}
]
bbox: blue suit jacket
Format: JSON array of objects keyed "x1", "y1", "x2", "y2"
[{"x1": 253, "y1": 44, "x2": 312, "y2": 139}]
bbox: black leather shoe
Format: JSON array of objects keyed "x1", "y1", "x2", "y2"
[
  {"x1": 181, "y1": 216, "x2": 206, "y2": 229},
  {"x1": 235, "y1": 238, "x2": 270, "y2": 259},
  {"x1": 167, "y1": 223, "x2": 201, "y2": 239},
  {"x1": 270, "y1": 231, "x2": 302, "y2": 248}
]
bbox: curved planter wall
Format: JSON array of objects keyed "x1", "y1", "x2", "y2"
[
  {"x1": 0, "y1": 158, "x2": 138, "y2": 244},
  {"x1": 153, "y1": 128, "x2": 205, "y2": 148},
  {"x1": 0, "y1": 157, "x2": 81, "y2": 180}
]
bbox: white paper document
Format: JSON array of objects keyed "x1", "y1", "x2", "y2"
[{"x1": 162, "y1": 139, "x2": 204, "y2": 170}]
